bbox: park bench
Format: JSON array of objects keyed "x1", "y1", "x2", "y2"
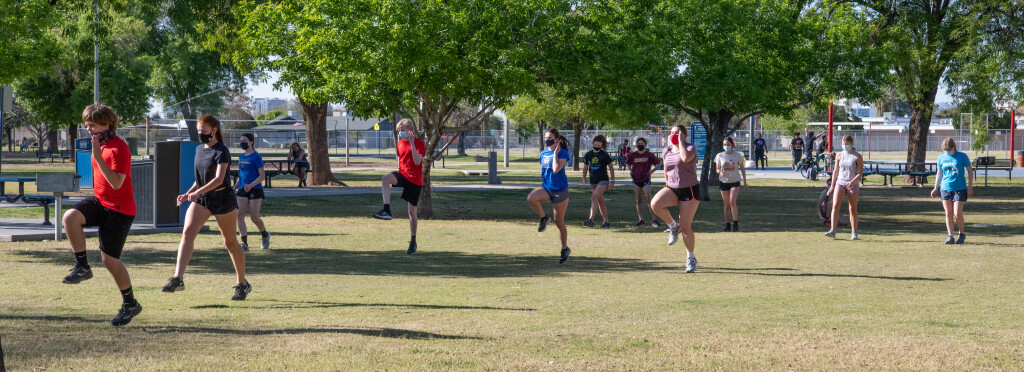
[
  {"x1": 974, "y1": 156, "x2": 1014, "y2": 187},
  {"x1": 229, "y1": 159, "x2": 314, "y2": 188},
  {"x1": 35, "y1": 150, "x2": 71, "y2": 163}
]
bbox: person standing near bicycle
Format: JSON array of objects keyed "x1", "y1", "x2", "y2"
[
  {"x1": 804, "y1": 129, "x2": 825, "y2": 161},
  {"x1": 825, "y1": 135, "x2": 863, "y2": 240},
  {"x1": 790, "y1": 132, "x2": 805, "y2": 170}
]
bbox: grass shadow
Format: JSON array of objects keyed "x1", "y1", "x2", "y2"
[
  {"x1": 703, "y1": 266, "x2": 951, "y2": 282},
  {"x1": 141, "y1": 326, "x2": 485, "y2": 340},
  {"x1": 192, "y1": 300, "x2": 535, "y2": 311}
]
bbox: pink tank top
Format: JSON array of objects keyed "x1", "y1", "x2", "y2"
[{"x1": 663, "y1": 143, "x2": 699, "y2": 188}]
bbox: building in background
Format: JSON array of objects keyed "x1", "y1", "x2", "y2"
[{"x1": 253, "y1": 98, "x2": 288, "y2": 115}]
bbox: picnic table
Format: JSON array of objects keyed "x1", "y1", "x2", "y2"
[
  {"x1": 861, "y1": 162, "x2": 936, "y2": 186},
  {"x1": 0, "y1": 176, "x2": 67, "y2": 225},
  {"x1": 229, "y1": 159, "x2": 314, "y2": 188}
]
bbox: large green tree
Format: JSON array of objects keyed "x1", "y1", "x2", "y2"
[
  {"x1": 257, "y1": 0, "x2": 572, "y2": 217},
  {"x1": 0, "y1": 0, "x2": 59, "y2": 84}
]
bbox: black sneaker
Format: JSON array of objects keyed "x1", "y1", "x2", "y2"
[
  {"x1": 240, "y1": 242, "x2": 249, "y2": 252},
  {"x1": 111, "y1": 301, "x2": 142, "y2": 327},
  {"x1": 584, "y1": 219, "x2": 595, "y2": 227},
  {"x1": 559, "y1": 248, "x2": 571, "y2": 264},
  {"x1": 651, "y1": 219, "x2": 661, "y2": 228},
  {"x1": 723, "y1": 223, "x2": 732, "y2": 232},
  {"x1": 62, "y1": 265, "x2": 93, "y2": 284},
  {"x1": 372, "y1": 209, "x2": 393, "y2": 220},
  {"x1": 231, "y1": 281, "x2": 252, "y2": 301},
  {"x1": 600, "y1": 221, "x2": 611, "y2": 229},
  {"x1": 407, "y1": 241, "x2": 417, "y2": 255},
  {"x1": 944, "y1": 235, "x2": 955, "y2": 244},
  {"x1": 162, "y1": 277, "x2": 185, "y2": 293},
  {"x1": 636, "y1": 220, "x2": 645, "y2": 227},
  {"x1": 537, "y1": 216, "x2": 550, "y2": 232},
  {"x1": 732, "y1": 222, "x2": 739, "y2": 232},
  {"x1": 956, "y1": 233, "x2": 966, "y2": 244}
]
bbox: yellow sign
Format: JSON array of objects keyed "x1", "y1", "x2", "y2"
[{"x1": 374, "y1": 123, "x2": 380, "y2": 130}]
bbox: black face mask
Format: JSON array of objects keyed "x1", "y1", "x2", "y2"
[
  {"x1": 545, "y1": 139, "x2": 555, "y2": 147},
  {"x1": 636, "y1": 145, "x2": 645, "y2": 151},
  {"x1": 89, "y1": 129, "x2": 115, "y2": 145},
  {"x1": 199, "y1": 133, "x2": 213, "y2": 144},
  {"x1": 240, "y1": 142, "x2": 250, "y2": 150},
  {"x1": 593, "y1": 146, "x2": 601, "y2": 151}
]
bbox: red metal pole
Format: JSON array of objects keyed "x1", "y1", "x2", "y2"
[
  {"x1": 827, "y1": 101, "x2": 834, "y2": 152},
  {"x1": 1012, "y1": 109, "x2": 1016, "y2": 165}
]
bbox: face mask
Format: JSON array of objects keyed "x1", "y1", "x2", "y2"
[
  {"x1": 636, "y1": 145, "x2": 645, "y2": 151},
  {"x1": 240, "y1": 142, "x2": 250, "y2": 150},
  {"x1": 724, "y1": 145, "x2": 733, "y2": 152},
  {"x1": 199, "y1": 133, "x2": 213, "y2": 144},
  {"x1": 398, "y1": 131, "x2": 408, "y2": 140},
  {"x1": 944, "y1": 150, "x2": 953, "y2": 156},
  {"x1": 593, "y1": 146, "x2": 601, "y2": 151},
  {"x1": 89, "y1": 129, "x2": 115, "y2": 145},
  {"x1": 670, "y1": 135, "x2": 680, "y2": 145},
  {"x1": 842, "y1": 144, "x2": 852, "y2": 152},
  {"x1": 545, "y1": 139, "x2": 556, "y2": 147}
]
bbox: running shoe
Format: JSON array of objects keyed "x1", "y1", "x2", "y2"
[
  {"x1": 559, "y1": 247, "x2": 571, "y2": 264},
  {"x1": 723, "y1": 223, "x2": 732, "y2": 232},
  {"x1": 231, "y1": 281, "x2": 252, "y2": 301},
  {"x1": 372, "y1": 209, "x2": 393, "y2": 220},
  {"x1": 956, "y1": 233, "x2": 966, "y2": 244},
  {"x1": 732, "y1": 222, "x2": 739, "y2": 232},
  {"x1": 62, "y1": 265, "x2": 93, "y2": 284},
  {"x1": 407, "y1": 241, "x2": 417, "y2": 255},
  {"x1": 110, "y1": 301, "x2": 142, "y2": 327},
  {"x1": 851, "y1": 232, "x2": 859, "y2": 240},
  {"x1": 584, "y1": 219, "x2": 595, "y2": 227},
  {"x1": 636, "y1": 220, "x2": 645, "y2": 227},
  {"x1": 240, "y1": 242, "x2": 249, "y2": 252},
  {"x1": 668, "y1": 224, "x2": 680, "y2": 245},
  {"x1": 538, "y1": 216, "x2": 550, "y2": 232},
  {"x1": 945, "y1": 235, "x2": 955, "y2": 244},
  {"x1": 685, "y1": 257, "x2": 698, "y2": 273},
  {"x1": 824, "y1": 230, "x2": 835, "y2": 238},
  {"x1": 600, "y1": 221, "x2": 611, "y2": 229},
  {"x1": 651, "y1": 219, "x2": 661, "y2": 228},
  {"x1": 261, "y1": 233, "x2": 271, "y2": 249},
  {"x1": 162, "y1": 277, "x2": 185, "y2": 293}
]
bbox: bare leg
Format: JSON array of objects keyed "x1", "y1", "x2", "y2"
[
  {"x1": 408, "y1": 203, "x2": 418, "y2": 236},
  {"x1": 100, "y1": 252, "x2": 132, "y2": 290},
  {"x1": 633, "y1": 186, "x2": 644, "y2": 221},
  {"x1": 248, "y1": 198, "x2": 267, "y2": 232},
  {"x1": 941, "y1": 200, "x2": 955, "y2": 236},
  {"x1": 729, "y1": 187, "x2": 740, "y2": 221},
  {"x1": 527, "y1": 188, "x2": 550, "y2": 217},
  {"x1": 236, "y1": 196, "x2": 249, "y2": 237},
  {"x1": 643, "y1": 187, "x2": 656, "y2": 221},
  {"x1": 214, "y1": 210, "x2": 246, "y2": 285},
  {"x1": 63, "y1": 209, "x2": 87, "y2": 254},
  {"x1": 592, "y1": 184, "x2": 609, "y2": 222},
  {"x1": 847, "y1": 192, "x2": 859, "y2": 233},
  {"x1": 720, "y1": 189, "x2": 731, "y2": 223},
  {"x1": 830, "y1": 187, "x2": 847, "y2": 231},
  {"x1": 381, "y1": 173, "x2": 397, "y2": 205},
  {"x1": 650, "y1": 187, "x2": 680, "y2": 226},
  {"x1": 552, "y1": 199, "x2": 570, "y2": 248},
  {"x1": 677, "y1": 200, "x2": 700, "y2": 253},
  {"x1": 174, "y1": 203, "x2": 212, "y2": 278},
  {"x1": 953, "y1": 200, "x2": 966, "y2": 234}
]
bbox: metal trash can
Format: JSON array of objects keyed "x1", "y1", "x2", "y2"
[{"x1": 1016, "y1": 151, "x2": 1023, "y2": 168}]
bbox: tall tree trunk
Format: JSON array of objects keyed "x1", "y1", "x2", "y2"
[
  {"x1": 46, "y1": 128, "x2": 58, "y2": 154},
  {"x1": 698, "y1": 110, "x2": 734, "y2": 202},
  {"x1": 418, "y1": 161, "x2": 434, "y2": 219},
  {"x1": 538, "y1": 120, "x2": 546, "y2": 151},
  {"x1": 456, "y1": 132, "x2": 466, "y2": 156},
  {"x1": 299, "y1": 97, "x2": 345, "y2": 186},
  {"x1": 68, "y1": 123, "x2": 78, "y2": 162},
  {"x1": 572, "y1": 117, "x2": 584, "y2": 171},
  {"x1": 5, "y1": 125, "x2": 12, "y2": 151},
  {"x1": 905, "y1": 88, "x2": 939, "y2": 181},
  {"x1": 179, "y1": 104, "x2": 199, "y2": 142}
]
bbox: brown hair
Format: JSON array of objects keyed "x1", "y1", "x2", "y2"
[
  {"x1": 289, "y1": 142, "x2": 303, "y2": 158},
  {"x1": 842, "y1": 135, "x2": 854, "y2": 144},
  {"x1": 241, "y1": 133, "x2": 255, "y2": 144},
  {"x1": 198, "y1": 114, "x2": 223, "y2": 143},
  {"x1": 546, "y1": 128, "x2": 570, "y2": 149},
  {"x1": 82, "y1": 104, "x2": 119, "y2": 131},
  {"x1": 592, "y1": 134, "x2": 608, "y2": 150},
  {"x1": 723, "y1": 137, "x2": 736, "y2": 147},
  {"x1": 673, "y1": 124, "x2": 688, "y2": 137},
  {"x1": 941, "y1": 137, "x2": 956, "y2": 151}
]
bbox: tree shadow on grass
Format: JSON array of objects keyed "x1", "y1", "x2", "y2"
[
  {"x1": 702, "y1": 266, "x2": 950, "y2": 282},
  {"x1": 14, "y1": 248, "x2": 677, "y2": 278},
  {"x1": 192, "y1": 300, "x2": 535, "y2": 311}
]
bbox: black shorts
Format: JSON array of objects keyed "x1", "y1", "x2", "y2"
[
  {"x1": 391, "y1": 171, "x2": 423, "y2": 207},
  {"x1": 669, "y1": 184, "x2": 700, "y2": 203},
  {"x1": 196, "y1": 188, "x2": 238, "y2": 215},
  {"x1": 632, "y1": 180, "x2": 652, "y2": 188},
  {"x1": 719, "y1": 182, "x2": 741, "y2": 191},
  {"x1": 293, "y1": 162, "x2": 310, "y2": 171},
  {"x1": 941, "y1": 189, "x2": 968, "y2": 202},
  {"x1": 235, "y1": 187, "x2": 265, "y2": 199},
  {"x1": 72, "y1": 197, "x2": 135, "y2": 259}
]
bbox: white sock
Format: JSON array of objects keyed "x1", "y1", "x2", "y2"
[
  {"x1": 686, "y1": 251, "x2": 695, "y2": 259},
  {"x1": 670, "y1": 222, "x2": 679, "y2": 229}
]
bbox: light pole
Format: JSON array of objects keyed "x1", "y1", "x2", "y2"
[{"x1": 93, "y1": 0, "x2": 99, "y2": 104}]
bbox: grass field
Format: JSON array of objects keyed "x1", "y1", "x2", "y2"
[{"x1": 3, "y1": 176, "x2": 1024, "y2": 370}]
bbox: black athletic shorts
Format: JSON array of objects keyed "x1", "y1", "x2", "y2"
[
  {"x1": 391, "y1": 171, "x2": 423, "y2": 207},
  {"x1": 235, "y1": 187, "x2": 265, "y2": 199},
  {"x1": 196, "y1": 188, "x2": 238, "y2": 215},
  {"x1": 632, "y1": 180, "x2": 652, "y2": 188},
  {"x1": 719, "y1": 182, "x2": 741, "y2": 191},
  {"x1": 669, "y1": 184, "x2": 700, "y2": 202},
  {"x1": 72, "y1": 197, "x2": 135, "y2": 259}
]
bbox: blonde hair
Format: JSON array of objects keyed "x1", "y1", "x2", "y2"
[
  {"x1": 941, "y1": 137, "x2": 956, "y2": 151},
  {"x1": 397, "y1": 118, "x2": 414, "y2": 131},
  {"x1": 842, "y1": 135, "x2": 854, "y2": 144}
]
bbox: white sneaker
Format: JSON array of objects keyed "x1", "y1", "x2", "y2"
[
  {"x1": 667, "y1": 224, "x2": 680, "y2": 245},
  {"x1": 851, "y1": 232, "x2": 859, "y2": 240},
  {"x1": 825, "y1": 230, "x2": 835, "y2": 238}
]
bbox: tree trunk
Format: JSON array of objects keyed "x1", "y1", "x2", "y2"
[
  {"x1": 904, "y1": 89, "x2": 938, "y2": 182},
  {"x1": 572, "y1": 117, "x2": 584, "y2": 171},
  {"x1": 456, "y1": 132, "x2": 466, "y2": 156},
  {"x1": 418, "y1": 162, "x2": 434, "y2": 219},
  {"x1": 697, "y1": 110, "x2": 734, "y2": 202},
  {"x1": 68, "y1": 123, "x2": 78, "y2": 162},
  {"x1": 5, "y1": 125, "x2": 12, "y2": 151},
  {"x1": 299, "y1": 97, "x2": 345, "y2": 186},
  {"x1": 179, "y1": 104, "x2": 199, "y2": 142},
  {"x1": 538, "y1": 120, "x2": 546, "y2": 152},
  {"x1": 46, "y1": 128, "x2": 58, "y2": 154}
]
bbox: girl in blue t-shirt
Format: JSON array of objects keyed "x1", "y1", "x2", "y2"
[
  {"x1": 930, "y1": 137, "x2": 974, "y2": 244},
  {"x1": 236, "y1": 133, "x2": 270, "y2": 251},
  {"x1": 527, "y1": 129, "x2": 572, "y2": 264}
]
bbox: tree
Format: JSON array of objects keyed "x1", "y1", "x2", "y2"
[
  {"x1": 255, "y1": 109, "x2": 285, "y2": 122},
  {"x1": 219, "y1": 90, "x2": 258, "y2": 129},
  {"x1": 851, "y1": 0, "x2": 1024, "y2": 169},
  {"x1": 265, "y1": 0, "x2": 572, "y2": 217},
  {"x1": 0, "y1": 0, "x2": 59, "y2": 84}
]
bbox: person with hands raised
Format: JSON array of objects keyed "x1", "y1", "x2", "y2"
[
  {"x1": 526, "y1": 129, "x2": 573, "y2": 264},
  {"x1": 372, "y1": 119, "x2": 427, "y2": 254},
  {"x1": 650, "y1": 125, "x2": 701, "y2": 273}
]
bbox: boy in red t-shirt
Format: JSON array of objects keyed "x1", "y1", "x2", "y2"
[
  {"x1": 372, "y1": 119, "x2": 426, "y2": 254},
  {"x1": 61, "y1": 104, "x2": 141, "y2": 326}
]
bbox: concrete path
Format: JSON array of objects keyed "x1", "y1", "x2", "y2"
[{"x1": 0, "y1": 218, "x2": 204, "y2": 242}]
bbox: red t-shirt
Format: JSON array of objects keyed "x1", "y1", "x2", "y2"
[
  {"x1": 397, "y1": 137, "x2": 426, "y2": 186},
  {"x1": 93, "y1": 136, "x2": 136, "y2": 216}
]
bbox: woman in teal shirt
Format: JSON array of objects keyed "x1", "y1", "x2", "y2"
[{"x1": 930, "y1": 138, "x2": 974, "y2": 244}]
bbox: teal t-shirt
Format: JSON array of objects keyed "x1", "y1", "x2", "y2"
[{"x1": 937, "y1": 151, "x2": 971, "y2": 191}]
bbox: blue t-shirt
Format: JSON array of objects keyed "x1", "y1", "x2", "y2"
[
  {"x1": 937, "y1": 151, "x2": 971, "y2": 191},
  {"x1": 237, "y1": 151, "x2": 265, "y2": 189},
  {"x1": 540, "y1": 149, "x2": 571, "y2": 192}
]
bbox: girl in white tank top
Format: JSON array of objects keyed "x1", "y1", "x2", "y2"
[{"x1": 826, "y1": 136, "x2": 863, "y2": 240}]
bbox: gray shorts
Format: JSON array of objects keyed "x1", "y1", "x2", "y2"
[
  {"x1": 589, "y1": 180, "x2": 610, "y2": 189},
  {"x1": 546, "y1": 188, "x2": 570, "y2": 204}
]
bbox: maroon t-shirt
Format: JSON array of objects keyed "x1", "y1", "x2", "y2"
[{"x1": 626, "y1": 150, "x2": 661, "y2": 184}]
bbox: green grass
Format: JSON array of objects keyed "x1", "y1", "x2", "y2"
[{"x1": 3, "y1": 178, "x2": 1024, "y2": 370}]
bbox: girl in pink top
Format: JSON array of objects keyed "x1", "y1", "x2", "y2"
[{"x1": 650, "y1": 124, "x2": 701, "y2": 273}]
